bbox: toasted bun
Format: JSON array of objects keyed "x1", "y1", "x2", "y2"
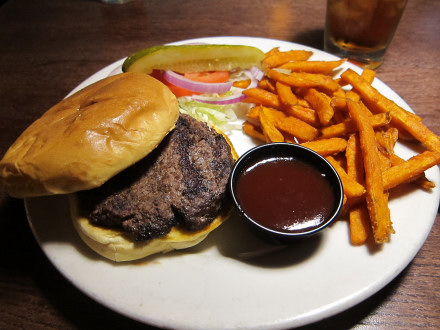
[
  {"x1": 69, "y1": 129, "x2": 239, "y2": 262},
  {"x1": 0, "y1": 72, "x2": 179, "y2": 198}
]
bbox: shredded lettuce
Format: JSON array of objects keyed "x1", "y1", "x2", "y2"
[{"x1": 178, "y1": 98, "x2": 241, "y2": 132}]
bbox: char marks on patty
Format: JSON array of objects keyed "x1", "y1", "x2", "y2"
[{"x1": 78, "y1": 114, "x2": 234, "y2": 241}]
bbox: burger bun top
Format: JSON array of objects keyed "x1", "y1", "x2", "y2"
[{"x1": 0, "y1": 72, "x2": 180, "y2": 198}]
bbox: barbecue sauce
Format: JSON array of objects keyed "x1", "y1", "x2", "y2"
[{"x1": 235, "y1": 157, "x2": 336, "y2": 233}]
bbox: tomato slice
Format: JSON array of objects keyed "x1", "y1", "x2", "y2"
[
  {"x1": 151, "y1": 70, "x2": 230, "y2": 98},
  {"x1": 183, "y1": 71, "x2": 230, "y2": 83}
]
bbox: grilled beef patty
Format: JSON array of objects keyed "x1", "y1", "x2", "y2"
[{"x1": 77, "y1": 114, "x2": 234, "y2": 241}]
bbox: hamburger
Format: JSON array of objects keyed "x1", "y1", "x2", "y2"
[{"x1": 0, "y1": 72, "x2": 238, "y2": 261}]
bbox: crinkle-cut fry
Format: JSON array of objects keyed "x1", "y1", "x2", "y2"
[
  {"x1": 383, "y1": 151, "x2": 440, "y2": 190},
  {"x1": 242, "y1": 88, "x2": 281, "y2": 109},
  {"x1": 349, "y1": 203, "x2": 371, "y2": 245},
  {"x1": 263, "y1": 106, "x2": 319, "y2": 141},
  {"x1": 262, "y1": 50, "x2": 313, "y2": 68},
  {"x1": 326, "y1": 155, "x2": 366, "y2": 199},
  {"x1": 301, "y1": 138, "x2": 347, "y2": 156},
  {"x1": 266, "y1": 69, "x2": 339, "y2": 93},
  {"x1": 260, "y1": 107, "x2": 284, "y2": 143},
  {"x1": 243, "y1": 121, "x2": 266, "y2": 142},
  {"x1": 341, "y1": 69, "x2": 440, "y2": 152},
  {"x1": 285, "y1": 105, "x2": 320, "y2": 127},
  {"x1": 347, "y1": 99, "x2": 393, "y2": 244},
  {"x1": 277, "y1": 59, "x2": 347, "y2": 74},
  {"x1": 389, "y1": 153, "x2": 436, "y2": 190},
  {"x1": 303, "y1": 88, "x2": 334, "y2": 126},
  {"x1": 320, "y1": 112, "x2": 391, "y2": 139},
  {"x1": 276, "y1": 81, "x2": 298, "y2": 107}
]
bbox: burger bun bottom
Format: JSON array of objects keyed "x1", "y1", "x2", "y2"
[{"x1": 68, "y1": 193, "x2": 231, "y2": 262}]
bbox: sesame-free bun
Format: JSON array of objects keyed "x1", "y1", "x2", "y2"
[{"x1": 0, "y1": 72, "x2": 179, "y2": 198}]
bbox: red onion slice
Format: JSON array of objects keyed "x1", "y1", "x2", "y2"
[
  {"x1": 249, "y1": 66, "x2": 264, "y2": 81},
  {"x1": 163, "y1": 70, "x2": 233, "y2": 94}
]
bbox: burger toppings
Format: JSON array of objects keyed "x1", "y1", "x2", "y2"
[{"x1": 77, "y1": 114, "x2": 234, "y2": 241}]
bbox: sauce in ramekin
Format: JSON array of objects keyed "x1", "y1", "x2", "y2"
[{"x1": 234, "y1": 156, "x2": 335, "y2": 233}]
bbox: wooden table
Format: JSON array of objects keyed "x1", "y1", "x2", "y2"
[{"x1": 1, "y1": 0, "x2": 439, "y2": 329}]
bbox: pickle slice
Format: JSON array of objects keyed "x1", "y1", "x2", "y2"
[{"x1": 122, "y1": 44, "x2": 265, "y2": 74}]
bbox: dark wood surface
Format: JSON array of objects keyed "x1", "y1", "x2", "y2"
[{"x1": 1, "y1": 0, "x2": 439, "y2": 329}]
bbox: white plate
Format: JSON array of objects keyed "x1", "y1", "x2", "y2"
[{"x1": 25, "y1": 36, "x2": 440, "y2": 329}]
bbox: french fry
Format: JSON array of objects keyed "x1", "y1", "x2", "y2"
[
  {"x1": 276, "y1": 81, "x2": 298, "y2": 107},
  {"x1": 349, "y1": 204, "x2": 371, "y2": 245},
  {"x1": 388, "y1": 153, "x2": 436, "y2": 190},
  {"x1": 326, "y1": 155, "x2": 366, "y2": 199},
  {"x1": 245, "y1": 105, "x2": 261, "y2": 125},
  {"x1": 341, "y1": 69, "x2": 440, "y2": 152},
  {"x1": 361, "y1": 68, "x2": 376, "y2": 83},
  {"x1": 320, "y1": 112, "x2": 391, "y2": 139},
  {"x1": 284, "y1": 105, "x2": 321, "y2": 127},
  {"x1": 382, "y1": 151, "x2": 440, "y2": 190},
  {"x1": 347, "y1": 99, "x2": 393, "y2": 244},
  {"x1": 277, "y1": 59, "x2": 347, "y2": 74},
  {"x1": 345, "y1": 134, "x2": 370, "y2": 245},
  {"x1": 375, "y1": 128, "x2": 399, "y2": 156},
  {"x1": 301, "y1": 138, "x2": 347, "y2": 156},
  {"x1": 262, "y1": 50, "x2": 313, "y2": 68},
  {"x1": 346, "y1": 134, "x2": 364, "y2": 184},
  {"x1": 345, "y1": 90, "x2": 361, "y2": 102},
  {"x1": 243, "y1": 121, "x2": 265, "y2": 142},
  {"x1": 242, "y1": 88, "x2": 281, "y2": 109},
  {"x1": 260, "y1": 107, "x2": 284, "y2": 143},
  {"x1": 258, "y1": 78, "x2": 276, "y2": 93},
  {"x1": 266, "y1": 69, "x2": 340, "y2": 93},
  {"x1": 265, "y1": 47, "x2": 280, "y2": 57},
  {"x1": 303, "y1": 88, "x2": 334, "y2": 126},
  {"x1": 330, "y1": 88, "x2": 347, "y2": 109},
  {"x1": 240, "y1": 48, "x2": 440, "y2": 247},
  {"x1": 233, "y1": 79, "x2": 251, "y2": 89},
  {"x1": 263, "y1": 106, "x2": 319, "y2": 141}
]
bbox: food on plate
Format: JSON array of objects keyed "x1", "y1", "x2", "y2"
[
  {"x1": 233, "y1": 147, "x2": 340, "y2": 234},
  {"x1": 347, "y1": 99, "x2": 393, "y2": 244},
  {"x1": 341, "y1": 69, "x2": 440, "y2": 152},
  {"x1": 122, "y1": 44, "x2": 265, "y2": 132},
  {"x1": 242, "y1": 47, "x2": 440, "y2": 245},
  {"x1": 122, "y1": 44, "x2": 265, "y2": 74},
  {"x1": 0, "y1": 72, "x2": 238, "y2": 261}
]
